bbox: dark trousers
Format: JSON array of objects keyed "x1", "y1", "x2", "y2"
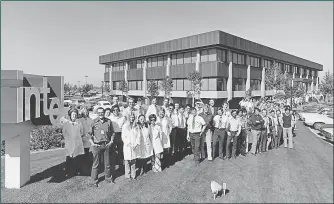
[
  {"x1": 91, "y1": 144, "x2": 111, "y2": 182},
  {"x1": 177, "y1": 128, "x2": 187, "y2": 157},
  {"x1": 226, "y1": 131, "x2": 238, "y2": 158},
  {"x1": 200, "y1": 129, "x2": 209, "y2": 159},
  {"x1": 190, "y1": 132, "x2": 201, "y2": 163},
  {"x1": 238, "y1": 129, "x2": 247, "y2": 155},
  {"x1": 80, "y1": 148, "x2": 92, "y2": 175},
  {"x1": 65, "y1": 155, "x2": 82, "y2": 177},
  {"x1": 138, "y1": 157, "x2": 151, "y2": 175},
  {"x1": 212, "y1": 128, "x2": 226, "y2": 158},
  {"x1": 169, "y1": 128, "x2": 178, "y2": 155},
  {"x1": 111, "y1": 132, "x2": 124, "y2": 167},
  {"x1": 276, "y1": 126, "x2": 283, "y2": 147},
  {"x1": 259, "y1": 129, "x2": 268, "y2": 152}
]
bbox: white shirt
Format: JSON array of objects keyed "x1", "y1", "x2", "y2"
[
  {"x1": 213, "y1": 115, "x2": 229, "y2": 129},
  {"x1": 109, "y1": 113, "x2": 126, "y2": 133},
  {"x1": 146, "y1": 104, "x2": 158, "y2": 120},
  {"x1": 170, "y1": 113, "x2": 179, "y2": 128},
  {"x1": 123, "y1": 106, "x2": 140, "y2": 120},
  {"x1": 227, "y1": 117, "x2": 241, "y2": 132},
  {"x1": 187, "y1": 115, "x2": 206, "y2": 133},
  {"x1": 178, "y1": 113, "x2": 187, "y2": 128}
]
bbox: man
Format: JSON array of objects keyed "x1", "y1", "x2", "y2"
[
  {"x1": 161, "y1": 98, "x2": 170, "y2": 115},
  {"x1": 123, "y1": 97, "x2": 139, "y2": 120},
  {"x1": 187, "y1": 107, "x2": 206, "y2": 166},
  {"x1": 208, "y1": 99, "x2": 218, "y2": 116},
  {"x1": 199, "y1": 104, "x2": 214, "y2": 161},
  {"x1": 212, "y1": 107, "x2": 228, "y2": 160},
  {"x1": 111, "y1": 96, "x2": 122, "y2": 111},
  {"x1": 166, "y1": 103, "x2": 174, "y2": 118},
  {"x1": 226, "y1": 110, "x2": 242, "y2": 159},
  {"x1": 174, "y1": 102, "x2": 180, "y2": 115},
  {"x1": 282, "y1": 106, "x2": 294, "y2": 149},
  {"x1": 270, "y1": 110, "x2": 280, "y2": 149},
  {"x1": 104, "y1": 108, "x2": 112, "y2": 120},
  {"x1": 222, "y1": 102, "x2": 231, "y2": 118},
  {"x1": 89, "y1": 107, "x2": 115, "y2": 186},
  {"x1": 259, "y1": 109, "x2": 271, "y2": 153},
  {"x1": 134, "y1": 97, "x2": 146, "y2": 115},
  {"x1": 275, "y1": 109, "x2": 283, "y2": 147},
  {"x1": 185, "y1": 104, "x2": 192, "y2": 120},
  {"x1": 109, "y1": 105, "x2": 126, "y2": 171},
  {"x1": 170, "y1": 103, "x2": 180, "y2": 161},
  {"x1": 249, "y1": 108, "x2": 264, "y2": 155},
  {"x1": 146, "y1": 97, "x2": 159, "y2": 121},
  {"x1": 237, "y1": 108, "x2": 247, "y2": 156},
  {"x1": 195, "y1": 100, "x2": 204, "y2": 115},
  {"x1": 177, "y1": 106, "x2": 187, "y2": 159}
]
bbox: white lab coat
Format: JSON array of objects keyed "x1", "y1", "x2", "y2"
[
  {"x1": 156, "y1": 117, "x2": 171, "y2": 149},
  {"x1": 61, "y1": 120, "x2": 85, "y2": 158},
  {"x1": 149, "y1": 125, "x2": 164, "y2": 155},
  {"x1": 122, "y1": 122, "x2": 140, "y2": 161},
  {"x1": 137, "y1": 125, "x2": 153, "y2": 158}
]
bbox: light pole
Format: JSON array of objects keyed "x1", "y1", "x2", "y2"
[
  {"x1": 101, "y1": 81, "x2": 104, "y2": 97},
  {"x1": 85, "y1": 76, "x2": 88, "y2": 85}
]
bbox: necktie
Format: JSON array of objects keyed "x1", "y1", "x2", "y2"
[
  {"x1": 218, "y1": 116, "x2": 223, "y2": 129},
  {"x1": 192, "y1": 116, "x2": 196, "y2": 130},
  {"x1": 181, "y1": 115, "x2": 184, "y2": 128}
]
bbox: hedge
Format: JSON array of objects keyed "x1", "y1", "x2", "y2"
[{"x1": 1, "y1": 125, "x2": 64, "y2": 156}]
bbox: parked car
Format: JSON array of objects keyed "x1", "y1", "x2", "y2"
[
  {"x1": 70, "y1": 98, "x2": 86, "y2": 109},
  {"x1": 93, "y1": 100, "x2": 112, "y2": 113},
  {"x1": 320, "y1": 124, "x2": 334, "y2": 142},
  {"x1": 64, "y1": 100, "x2": 72, "y2": 107},
  {"x1": 299, "y1": 108, "x2": 334, "y2": 130}
]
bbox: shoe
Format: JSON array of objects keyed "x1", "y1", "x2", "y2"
[{"x1": 219, "y1": 156, "x2": 224, "y2": 160}]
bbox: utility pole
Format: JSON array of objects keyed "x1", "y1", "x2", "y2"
[
  {"x1": 101, "y1": 81, "x2": 104, "y2": 97},
  {"x1": 85, "y1": 76, "x2": 88, "y2": 85}
]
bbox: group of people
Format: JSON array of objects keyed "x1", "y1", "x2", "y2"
[{"x1": 58, "y1": 96, "x2": 297, "y2": 187}]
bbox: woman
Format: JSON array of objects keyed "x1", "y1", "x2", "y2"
[
  {"x1": 137, "y1": 114, "x2": 153, "y2": 175},
  {"x1": 149, "y1": 114, "x2": 164, "y2": 172},
  {"x1": 59, "y1": 108, "x2": 84, "y2": 178},
  {"x1": 156, "y1": 108, "x2": 172, "y2": 168},
  {"x1": 78, "y1": 107, "x2": 94, "y2": 175},
  {"x1": 122, "y1": 113, "x2": 140, "y2": 180}
]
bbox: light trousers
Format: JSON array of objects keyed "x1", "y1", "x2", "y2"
[
  {"x1": 124, "y1": 159, "x2": 136, "y2": 179},
  {"x1": 283, "y1": 127, "x2": 293, "y2": 148},
  {"x1": 251, "y1": 130, "x2": 261, "y2": 154},
  {"x1": 200, "y1": 130, "x2": 213, "y2": 160}
]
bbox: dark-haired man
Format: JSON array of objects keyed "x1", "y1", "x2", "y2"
[
  {"x1": 250, "y1": 107, "x2": 264, "y2": 155},
  {"x1": 226, "y1": 110, "x2": 241, "y2": 159}
]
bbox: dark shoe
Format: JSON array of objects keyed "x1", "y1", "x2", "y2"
[{"x1": 223, "y1": 156, "x2": 227, "y2": 160}]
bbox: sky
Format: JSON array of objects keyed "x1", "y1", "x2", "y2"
[{"x1": 1, "y1": 1, "x2": 333, "y2": 86}]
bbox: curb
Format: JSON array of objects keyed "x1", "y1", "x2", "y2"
[
  {"x1": 307, "y1": 127, "x2": 334, "y2": 147},
  {"x1": 1, "y1": 147, "x2": 64, "y2": 159}
]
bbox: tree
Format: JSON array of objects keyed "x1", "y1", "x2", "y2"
[
  {"x1": 186, "y1": 71, "x2": 202, "y2": 107},
  {"x1": 245, "y1": 87, "x2": 253, "y2": 100},
  {"x1": 119, "y1": 80, "x2": 129, "y2": 97},
  {"x1": 64, "y1": 83, "x2": 72, "y2": 95},
  {"x1": 160, "y1": 76, "x2": 173, "y2": 99},
  {"x1": 104, "y1": 84, "x2": 111, "y2": 94},
  {"x1": 319, "y1": 71, "x2": 334, "y2": 101},
  {"x1": 81, "y1": 84, "x2": 94, "y2": 95},
  {"x1": 147, "y1": 80, "x2": 160, "y2": 100},
  {"x1": 264, "y1": 62, "x2": 286, "y2": 97},
  {"x1": 72, "y1": 85, "x2": 78, "y2": 93}
]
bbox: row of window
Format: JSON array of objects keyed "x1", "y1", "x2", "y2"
[
  {"x1": 231, "y1": 52, "x2": 245, "y2": 65},
  {"x1": 263, "y1": 59, "x2": 272, "y2": 68},
  {"x1": 249, "y1": 56, "x2": 260, "y2": 67}
]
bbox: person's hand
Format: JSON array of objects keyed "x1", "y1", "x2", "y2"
[
  {"x1": 106, "y1": 141, "x2": 113, "y2": 147},
  {"x1": 187, "y1": 135, "x2": 190, "y2": 141},
  {"x1": 91, "y1": 143, "x2": 100, "y2": 148},
  {"x1": 227, "y1": 132, "x2": 231, "y2": 136}
]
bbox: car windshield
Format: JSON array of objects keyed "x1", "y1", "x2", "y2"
[{"x1": 103, "y1": 103, "x2": 110, "y2": 106}]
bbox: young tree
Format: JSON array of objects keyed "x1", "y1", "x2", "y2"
[
  {"x1": 64, "y1": 83, "x2": 72, "y2": 95},
  {"x1": 147, "y1": 80, "x2": 160, "y2": 100},
  {"x1": 264, "y1": 62, "x2": 286, "y2": 97},
  {"x1": 186, "y1": 71, "x2": 202, "y2": 107},
  {"x1": 104, "y1": 84, "x2": 111, "y2": 95},
  {"x1": 81, "y1": 84, "x2": 94, "y2": 95},
  {"x1": 119, "y1": 80, "x2": 129, "y2": 97},
  {"x1": 160, "y1": 76, "x2": 173, "y2": 99},
  {"x1": 319, "y1": 71, "x2": 334, "y2": 101}
]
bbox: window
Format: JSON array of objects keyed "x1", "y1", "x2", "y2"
[
  {"x1": 119, "y1": 62, "x2": 125, "y2": 71},
  {"x1": 232, "y1": 53, "x2": 238, "y2": 64},
  {"x1": 177, "y1": 53, "x2": 184, "y2": 65},
  {"x1": 263, "y1": 59, "x2": 272, "y2": 68},
  {"x1": 113, "y1": 63, "x2": 119, "y2": 71},
  {"x1": 128, "y1": 60, "x2": 136, "y2": 69},
  {"x1": 208, "y1": 49, "x2": 217, "y2": 61},
  {"x1": 251, "y1": 79, "x2": 261, "y2": 91},
  {"x1": 208, "y1": 78, "x2": 217, "y2": 91},
  {"x1": 137, "y1": 60, "x2": 142, "y2": 69},
  {"x1": 250, "y1": 56, "x2": 260, "y2": 67},
  {"x1": 151, "y1": 57, "x2": 157, "y2": 67},
  {"x1": 137, "y1": 81, "x2": 142, "y2": 90},
  {"x1": 191, "y1": 51, "x2": 197, "y2": 63},
  {"x1": 202, "y1": 78, "x2": 209, "y2": 91},
  {"x1": 142, "y1": 59, "x2": 145, "y2": 68},
  {"x1": 217, "y1": 78, "x2": 227, "y2": 91},
  {"x1": 184, "y1": 79, "x2": 191, "y2": 90},
  {"x1": 184, "y1": 52, "x2": 191, "y2": 64},
  {"x1": 172, "y1": 79, "x2": 177, "y2": 90},
  {"x1": 171, "y1": 54, "x2": 177, "y2": 65},
  {"x1": 105, "y1": 65, "x2": 111, "y2": 73},
  {"x1": 232, "y1": 78, "x2": 246, "y2": 91},
  {"x1": 113, "y1": 82, "x2": 120, "y2": 90},
  {"x1": 201, "y1": 50, "x2": 208, "y2": 62},
  {"x1": 163, "y1": 56, "x2": 168, "y2": 66},
  {"x1": 238, "y1": 54, "x2": 245, "y2": 65},
  {"x1": 147, "y1": 58, "x2": 152, "y2": 68},
  {"x1": 314, "y1": 71, "x2": 318, "y2": 77},
  {"x1": 176, "y1": 79, "x2": 184, "y2": 91},
  {"x1": 300, "y1": 68, "x2": 304, "y2": 75},
  {"x1": 157, "y1": 56, "x2": 163, "y2": 67},
  {"x1": 217, "y1": 49, "x2": 226, "y2": 62}
]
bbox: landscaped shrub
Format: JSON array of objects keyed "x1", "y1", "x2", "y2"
[{"x1": 30, "y1": 125, "x2": 63, "y2": 151}]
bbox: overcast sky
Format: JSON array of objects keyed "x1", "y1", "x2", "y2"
[{"x1": 1, "y1": 1, "x2": 333, "y2": 86}]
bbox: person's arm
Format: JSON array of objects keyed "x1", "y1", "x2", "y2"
[
  {"x1": 200, "y1": 117, "x2": 206, "y2": 135},
  {"x1": 89, "y1": 121, "x2": 99, "y2": 147},
  {"x1": 121, "y1": 126, "x2": 130, "y2": 147},
  {"x1": 237, "y1": 121, "x2": 242, "y2": 136},
  {"x1": 186, "y1": 117, "x2": 190, "y2": 141},
  {"x1": 226, "y1": 120, "x2": 231, "y2": 136},
  {"x1": 107, "y1": 121, "x2": 115, "y2": 146}
]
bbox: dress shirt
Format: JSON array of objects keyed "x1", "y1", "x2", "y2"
[
  {"x1": 123, "y1": 106, "x2": 140, "y2": 120},
  {"x1": 170, "y1": 113, "x2": 179, "y2": 128},
  {"x1": 178, "y1": 113, "x2": 187, "y2": 128},
  {"x1": 199, "y1": 112, "x2": 213, "y2": 129},
  {"x1": 187, "y1": 115, "x2": 206, "y2": 133},
  {"x1": 227, "y1": 117, "x2": 241, "y2": 132},
  {"x1": 146, "y1": 104, "x2": 159, "y2": 120},
  {"x1": 90, "y1": 117, "x2": 114, "y2": 143},
  {"x1": 213, "y1": 115, "x2": 229, "y2": 129}
]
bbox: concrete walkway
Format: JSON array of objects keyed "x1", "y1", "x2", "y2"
[{"x1": 1, "y1": 122, "x2": 333, "y2": 203}]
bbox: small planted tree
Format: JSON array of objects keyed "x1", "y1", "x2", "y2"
[
  {"x1": 187, "y1": 71, "x2": 202, "y2": 107},
  {"x1": 119, "y1": 80, "x2": 129, "y2": 97},
  {"x1": 64, "y1": 82, "x2": 72, "y2": 95},
  {"x1": 319, "y1": 71, "x2": 334, "y2": 101},
  {"x1": 81, "y1": 84, "x2": 94, "y2": 95},
  {"x1": 147, "y1": 80, "x2": 160, "y2": 100},
  {"x1": 160, "y1": 76, "x2": 173, "y2": 99},
  {"x1": 265, "y1": 62, "x2": 286, "y2": 97}
]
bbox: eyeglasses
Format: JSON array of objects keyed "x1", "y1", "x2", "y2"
[{"x1": 98, "y1": 112, "x2": 104, "y2": 115}]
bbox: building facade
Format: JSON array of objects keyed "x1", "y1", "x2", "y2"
[{"x1": 100, "y1": 30, "x2": 323, "y2": 107}]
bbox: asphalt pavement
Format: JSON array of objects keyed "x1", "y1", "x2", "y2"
[{"x1": 1, "y1": 121, "x2": 333, "y2": 203}]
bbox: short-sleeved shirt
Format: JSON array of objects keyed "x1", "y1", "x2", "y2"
[
  {"x1": 91, "y1": 117, "x2": 114, "y2": 143},
  {"x1": 187, "y1": 115, "x2": 206, "y2": 133},
  {"x1": 109, "y1": 113, "x2": 126, "y2": 133},
  {"x1": 227, "y1": 117, "x2": 241, "y2": 132},
  {"x1": 213, "y1": 115, "x2": 229, "y2": 129},
  {"x1": 199, "y1": 113, "x2": 214, "y2": 130}
]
